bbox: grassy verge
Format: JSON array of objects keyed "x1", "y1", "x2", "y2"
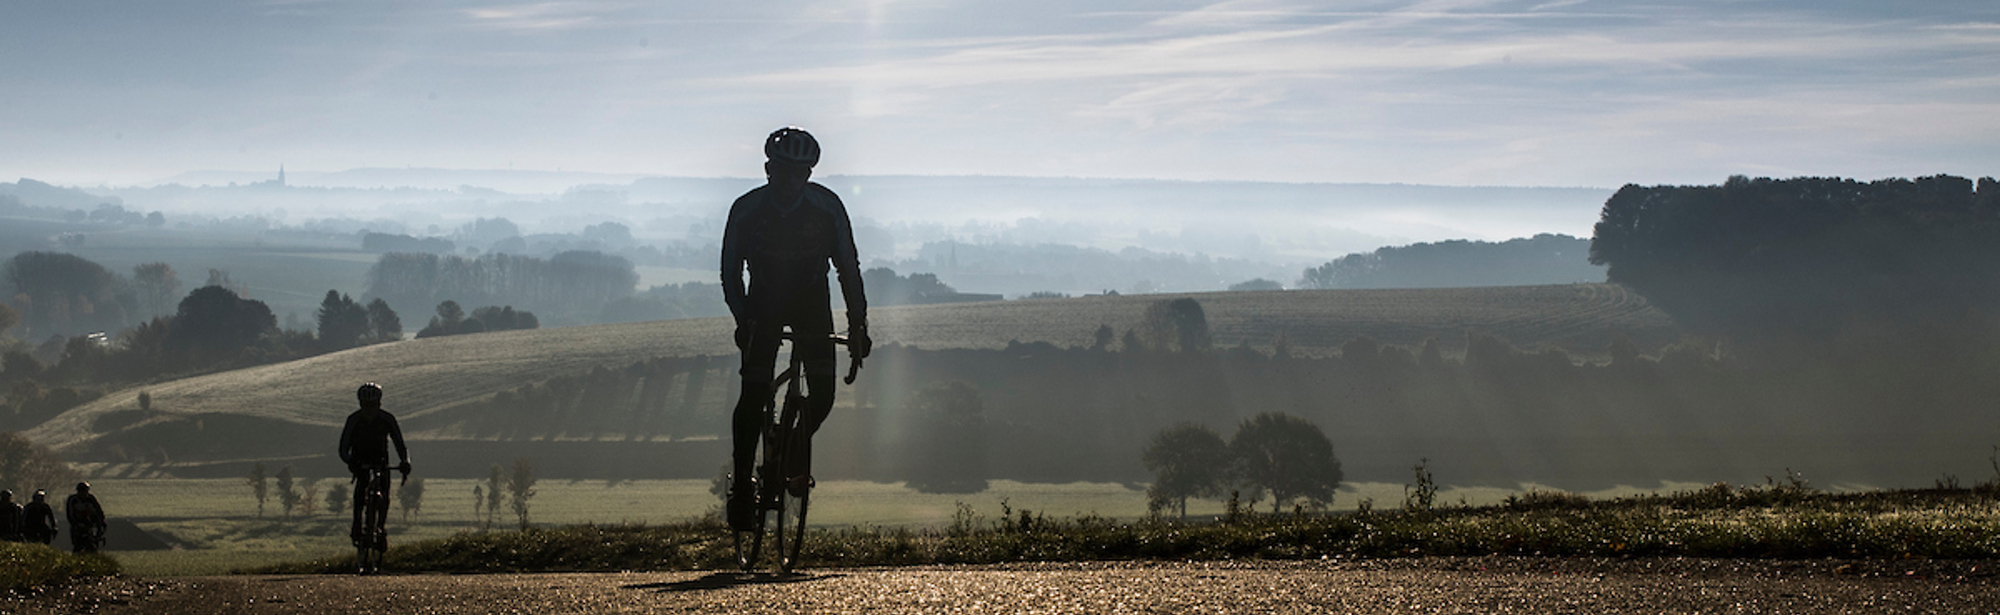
[
  {"x1": 255, "y1": 483, "x2": 2000, "y2": 574},
  {"x1": 0, "y1": 543, "x2": 119, "y2": 590}
]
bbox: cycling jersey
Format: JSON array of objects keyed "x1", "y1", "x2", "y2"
[
  {"x1": 720, "y1": 183, "x2": 867, "y2": 328},
  {"x1": 22, "y1": 500, "x2": 54, "y2": 542},
  {"x1": 0, "y1": 500, "x2": 20, "y2": 540},
  {"x1": 339, "y1": 407, "x2": 410, "y2": 469}
]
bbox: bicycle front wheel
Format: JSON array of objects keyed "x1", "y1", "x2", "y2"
[
  {"x1": 731, "y1": 480, "x2": 768, "y2": 573},
  {"x1": 779, "y1": 489, "x2": 810, "y2": 573}
]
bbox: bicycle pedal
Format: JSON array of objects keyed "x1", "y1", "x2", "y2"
[{"x1": 787, "y1": 475, "x2": 815, "y2": 497}]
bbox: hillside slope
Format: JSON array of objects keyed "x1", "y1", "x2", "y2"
[{"x1": 30, "y1": 284, "x2": 1674, "y2": 457}]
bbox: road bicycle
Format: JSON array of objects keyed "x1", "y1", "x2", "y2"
[
  {"x1": 733, "y1": 330, "x2": 862, "y2": 574},
  {"x1": 71, "y1": 522, "x2": 105, "y2": 554},
  {"x1": 354, "y1": 463, "x2": 408, "y2": 574}
]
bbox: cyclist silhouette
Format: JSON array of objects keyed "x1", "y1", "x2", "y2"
[
  {"x1": 63, "y1": 482, "x2": 104, "y2": 553},
  {"x1": 0, "y1": 490, "x2": 21, "y2": 542},
  {"x1": 22, "y1": 490, "x2": 55, "y2": 545},
  {"x1": 338, "y1": 383, "x2": 410, "y2": 547},
  {"x1": 721, "y1": 126, "x2": 871, "y2": 531}
]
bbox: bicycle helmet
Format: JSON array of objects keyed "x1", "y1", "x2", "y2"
[
  {"x1": 75, "y1": 482, "x2": 89, "y2": 494},
  {"x1": 357, "y1": 382, "x2": 384, "y2": 405},
  {"x1": 765, "y1": 127, "x2": 820, "y2": 168}
]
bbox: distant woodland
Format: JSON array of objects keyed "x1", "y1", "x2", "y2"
[
  {"x1": 1298, "y1": 234, "x2": 1604, "y2": 289},
  {"x1": 364, "y1": 251, "x2": 639, "y2": 327},
  {"x1": 1592, "y1": 175, "x2": 2000, "y2": 337}
]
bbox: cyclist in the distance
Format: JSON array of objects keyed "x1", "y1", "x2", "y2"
[
  {"x1": 338, "y1": 383, "x2": 411, "y2": 548},
  {"x1": 721, "y1": 126, "x2": 871, "y2": 531},
  {"x1": 22, "y1": 490, "x2": 55, "y2": 545},
  {"x1": 63, "y1": 483, "x2": 104, "y2": 553}
]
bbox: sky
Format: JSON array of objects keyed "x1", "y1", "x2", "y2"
[{"x1": 3, "y1": 0, "x2": 1997, "y2": 187}]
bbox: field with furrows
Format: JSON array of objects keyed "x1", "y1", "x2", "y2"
[{"x1": 31, "y1": 284, "x2": 1675, "y2": 457}]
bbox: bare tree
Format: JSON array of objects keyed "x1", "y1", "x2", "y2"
[
  {"x1": 398, "y1": 476, "x2": 426, "y2": 521},
  {"x1": 247, "y1": 461, "x2": 268, "y2": 518},
  {"x1": 275, "y1": 465, "x2": 299, "y2": 519},
  {"x1": 485, "y1": 465, "x2": 505, "y2": 530},
  {"x1": 507, "y1": 458, "x2": 537, "y2": 530}
]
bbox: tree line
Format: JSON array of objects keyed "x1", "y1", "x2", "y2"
[
  {"x1": 1590, "y1": 174, "x2": 2000, "y2": 338},
  {"x1": 1143, "y1": 413, "x2": 1343, "y2": 517},
  {"x1": 1299, "y1": 234, "x2": 1603, "y2": 290},
  {"x1": 364, "y1": 251, "x2": 638, "y2": 326}
]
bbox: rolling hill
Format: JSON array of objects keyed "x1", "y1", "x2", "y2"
[{"x1": 30, "y1": 284, "x2": 1676, "y2": 475}]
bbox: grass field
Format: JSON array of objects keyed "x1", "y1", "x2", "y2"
[
  {"x1": 93, "y1": 477, "x2": 1713, "y2": 576},
  {"x1": 32, "y1": 284, "x2": 1676, "y2": 454},
  {"x1": 253, "y1": 483, "x2": 2000, "y2": 575}
]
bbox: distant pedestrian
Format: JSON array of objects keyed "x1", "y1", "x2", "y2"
[
  {"x1": 22, "y1": 491, "x2": 56, "y2": 545},
  {"x1": 0, "y1": 490, "x2": 21, "y2": 542},
  {"x1": 64, "y1": 483, "x2": 105, "y2": 554}
]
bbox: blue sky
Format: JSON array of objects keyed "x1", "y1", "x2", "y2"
[{"x1": 3, "y1": 0, "x2": 1996, "y2": 187}]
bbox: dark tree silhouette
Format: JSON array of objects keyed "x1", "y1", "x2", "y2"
[
  {"x1": 316, "y1": 291, "x2": 370, "y2": 350},
  {"x1": 1229, "y1": 412, "x2": 1342, "y2": 513},
  {"x1": 275, "y1": 464, "x2": 299, "y2": 519},
  {"x1": 861, "y1": 268, "x2": 964, "y2": 306},
  {"x1": 1300, "y1": 234, "x2": 1602, "y2": 290},
  {"x1": 1590, "y1": 175, "x2": 2000, "y2": 336},
  {"x1": 246, "y1": 461, "x2": 268, "y2": 518},
  {"x1": 2, "y1": 251, "x2": 129, "y2": 337},
  {"x1": 398, "y1": 476, "x2": 426, "y2": 521},
  {"x1": 0, "y1": 431, "x2": 78, "y2": 495},
  {"x1": 1140, "y1": 298, "x2": 1210, "y2": 352},
  {"x1": 325, "y1": 480, "x2": 348, "y2": 516},
  {"x1": 1142, "y1": 422, "x2": 1230, "y2": 518},
  {"x1": 365, "y1": 298, "x2": 402, "y2": 342},
  {"x1": 508, "y1": 457, "x2": 536, "y2": 530},
  {"x1": 165, "y1": 286, "x2": 276, "y2": 366}
]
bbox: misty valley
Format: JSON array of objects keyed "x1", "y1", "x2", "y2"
[{"x1": 2, "y1": 173, "x2": 2000, "y2": 577}]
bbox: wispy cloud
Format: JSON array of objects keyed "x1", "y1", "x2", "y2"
[
  {"x1": 4, "y1": 0, "x2": 1997, "y2": 185},
  {"x1": 462, "y1": 2, "x2": 616, "y2": 30}
]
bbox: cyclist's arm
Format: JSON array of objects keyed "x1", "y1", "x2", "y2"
[
  {"x1": 720, "y1": 191, "x2": 757, "y2": 323},
  {"x1": 337, "y1": 413, "x2": 358, "y2": 467},
  {"x1": 387, "y1": 414, "x2": 410, "y2": 467},
  {"x1": 818, "y1": 186, "x2": 867, "y2": 327}
]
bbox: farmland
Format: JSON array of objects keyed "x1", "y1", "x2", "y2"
[
  {"x1": 31, "y1": 283, "x2": 1674, "y2": 456},
  {"x1": 91, "y1": 477, "x2": 1690, "y2": 576}
]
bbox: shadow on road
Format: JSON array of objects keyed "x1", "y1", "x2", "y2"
[{"x1": 626, "y1": 571, "x2": 844, "y2": 593}]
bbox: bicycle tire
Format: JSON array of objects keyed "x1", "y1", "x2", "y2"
[
  {"x1": 732, "y1": 471, "x2": 771, "y2": 573},
  {"x1": 780, "y1": 488, "x2": 809, "y2": 573}
]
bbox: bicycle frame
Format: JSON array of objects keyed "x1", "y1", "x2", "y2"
[
  {"x1": 734, "y1": 329, "x2": 859, "y2": 574},
  {"x1": 354, "y1": 465, "x2": 400, "y2": 574}
]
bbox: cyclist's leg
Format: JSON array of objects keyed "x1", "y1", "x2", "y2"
[
  {"x1": 350, "y1": 474, "x2": 367, "y2": 543},
  {"x1": 795, "y1": 308, "x2": 839, "y2": 437},
  {"x1": 729, "y1": 316, "x2": 783, "y2": 529},
  {"x1": 787, "y1": 310, "x2": 839, "y2": 481},
  {"x1": 368, "y1": 472, "x2": 390, "y2": 548}
]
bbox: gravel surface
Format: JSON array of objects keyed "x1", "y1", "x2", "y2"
[{"x1": 9, "y1": 558, "x2": 2000, "y2": 614}]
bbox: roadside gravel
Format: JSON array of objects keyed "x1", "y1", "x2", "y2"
[{"x1": 9, "y1": 557, "x2": 1998, "y2": 614}]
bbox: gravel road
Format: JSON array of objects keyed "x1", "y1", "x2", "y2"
[{"x1": 12, "y1": 558, "x2": 2000, "y2": 614}]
